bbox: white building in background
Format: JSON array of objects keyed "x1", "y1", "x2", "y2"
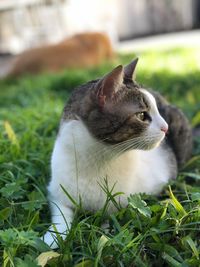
[
  {"x1": 0, "y1": 0, "x2": 118, "y2": 54},
  {"x1": 0, "y1": 0, "x2": 196, "y2": 54}
]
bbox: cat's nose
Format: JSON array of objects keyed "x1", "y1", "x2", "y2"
[
  {"x1": 161, "y1": 125, "x2": 168, "y2": 134},
  {"x1": 158, "y1": 116, "x2": 168, "y2": 134}
]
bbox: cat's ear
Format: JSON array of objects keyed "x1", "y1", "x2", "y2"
[
  {"x1": 124, "y1": 58, "x2": 138, "y2": 80},
  {"x1": 96, "y1": 65, "x2": 123, "y2": 108}
]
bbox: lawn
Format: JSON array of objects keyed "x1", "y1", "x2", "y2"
[{"x1": 0, "y1": 47, "x2": 200, "y2": 267}]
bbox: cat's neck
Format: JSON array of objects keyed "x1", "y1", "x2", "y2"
[{"x1": 59, "y1": 120, "x2": 139, "y2": 170}]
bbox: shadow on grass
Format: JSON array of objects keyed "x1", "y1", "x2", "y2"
[{"x1": 1, "y1": 68, "x2": 200, "y2": 120}]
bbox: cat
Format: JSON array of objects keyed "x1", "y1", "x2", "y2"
[
  {"x1": 7, "y1": 32, "x2": 114, "y2": 76},
  {"x1": 43, "y1": 58, "x2": 193, "y2": 248}
]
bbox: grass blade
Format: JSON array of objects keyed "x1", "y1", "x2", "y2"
[{"x1": 168, "y1": 186, "x2": 187, "y2": 216}]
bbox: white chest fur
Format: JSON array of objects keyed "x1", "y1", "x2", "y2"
[{"x1": 48, "y1": 120, "x2": 172, "y2": 212}]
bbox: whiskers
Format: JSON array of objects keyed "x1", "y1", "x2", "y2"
[
  {"x1": 81, "y1": 133, "x2": 162, "y2": 171},
  {"x1": 107, "y1": 133, "x2": 162, "y2": 160}
]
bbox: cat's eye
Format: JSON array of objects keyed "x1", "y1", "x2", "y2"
[
  {"x1": 137, "y1": 112, "x2": 145, "y2": 121},
  {"x1": 136, "y1": 112, "x2": 146, "y2": 121}
]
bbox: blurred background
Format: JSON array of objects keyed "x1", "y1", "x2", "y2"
[
  {"x1": 0, "y1": 0, "x2": 200, "y2": 77},
  {"x1": 0, "y1": 0, "x2": 199, "y2": 54}
]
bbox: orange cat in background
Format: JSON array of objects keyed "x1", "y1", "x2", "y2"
[{"x1": 8, "y1": 32, "x2": 114, "y2": 76}]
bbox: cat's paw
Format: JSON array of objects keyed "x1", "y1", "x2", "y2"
[
  {"x1": 42, "y1": 231, "x2": 59, "y2": 249},
  {"x1": 42, "y1": 227, "x2": 66, "y2": 249}
]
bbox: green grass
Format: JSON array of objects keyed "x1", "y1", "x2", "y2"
[{"x1": 0, "y1": 47, "x2": 200, "y2": 267}]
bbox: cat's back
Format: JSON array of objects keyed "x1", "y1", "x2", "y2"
[
  {"x1": 8, "y1": 41, "x2": 83, "y2": 76},
  {"x1": 8, "y1": 32, "x2": 114, "y2": 76},
  {"x1": 72, "y1": 32, "x2": 114, "y2": 58},
  {"x1": 150, "y1": 90, "x2": 193, "y2": 167}
]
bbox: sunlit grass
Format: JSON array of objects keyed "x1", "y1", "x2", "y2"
[{"x1": 120, "y1": 47, "x2": 200, "y2": 73}]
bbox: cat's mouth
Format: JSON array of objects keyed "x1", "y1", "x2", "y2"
[{"x1": 140, "y1": 133, "x2": 165, "y2": 150}]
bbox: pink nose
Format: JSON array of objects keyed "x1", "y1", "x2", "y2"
[{"x1": 161, "y1": 126, "x2": 168, "y2": 134}]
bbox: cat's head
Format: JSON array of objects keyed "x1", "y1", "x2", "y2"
[{"x1": 81, "y1": 59, "x2": 168, "y2": 150}]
